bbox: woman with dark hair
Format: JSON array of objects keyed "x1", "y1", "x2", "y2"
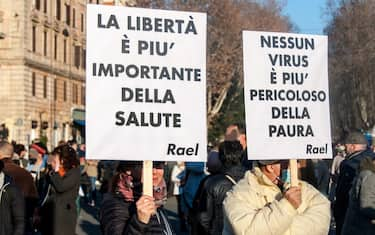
[
  {"x1": 39, "y1": 145, "x2": 80, "y2": 235},
  {"x1": 100, "y1": 161, "x2": 175, "y2": 235},
  {"x1": 342, "y1": 156, "x2": 375, "y2": 235}
]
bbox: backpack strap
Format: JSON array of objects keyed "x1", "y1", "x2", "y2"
[{"x1": 225, "y1": 174, "x2": 237, "y2": 185}]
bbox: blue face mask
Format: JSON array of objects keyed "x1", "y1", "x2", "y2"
[{"x1": 281, "y1": 169, "x2": 291, "y2": 184}]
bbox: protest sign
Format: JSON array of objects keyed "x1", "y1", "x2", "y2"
[
  {"x1": 243, "y1": 31, "x2": 332, "y2": 160},
  {"x1": 86, "y1": 5, "x2": 207, "y2": 162}
]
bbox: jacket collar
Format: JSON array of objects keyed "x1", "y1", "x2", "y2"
[
  {"x1": 347, "y1": 149, "x2": 366, "y2": 160},
  {"x1": 0, "y1": 172, "x2": 14, "y2": 189},
  {"x1": 222, "y1": 165, "x2": 246, "y2": 182}
]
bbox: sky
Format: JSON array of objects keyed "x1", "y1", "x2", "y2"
[{"x1": 282, "y1": 0, "x2": 329, "y2": 35}]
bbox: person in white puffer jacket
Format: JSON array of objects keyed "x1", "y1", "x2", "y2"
[{"x1": 223, "y1": 160, "x2": 330, "y2": 235}]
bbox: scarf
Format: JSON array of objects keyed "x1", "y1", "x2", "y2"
[
  {"x1": 153, "y1": 178, "x2": 167, "y2": 207},
  {"x1": 58, "y1": 166, "x2": 66, "y2": 177},
  {"x1": 117, "y1": 174, "x2": 167, "y2": 206},
  {"x1": 117, "y1": 172, "x2": 135, "y2": 202}
]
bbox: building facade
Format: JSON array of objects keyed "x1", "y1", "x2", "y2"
[{"x1": 0, "y1": 0, "x2": 102, "y2": 149}]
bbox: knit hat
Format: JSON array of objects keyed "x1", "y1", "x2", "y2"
[
  {"x1": 257, "y1": 160, "x2": 280, "y2": 166},
  {"x1": 344, "y1": 132, "x2": 368, "y2": 145}
]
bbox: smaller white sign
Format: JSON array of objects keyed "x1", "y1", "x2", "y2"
[{"x1": 243, "y1": 31, "x2": 332, "y2": 160}]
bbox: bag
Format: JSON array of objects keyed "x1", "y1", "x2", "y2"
[{"x1": 79, "y1": 186, "x2": 84, "y2": 197}]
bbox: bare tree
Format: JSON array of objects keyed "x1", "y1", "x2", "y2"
[
  {"x1": 325, "y1": 0, "x2": 375, "y2": 140},
  {"x1": 167, "y1": 0, "x2": 291, "y2": 127},
  {"x1": 127, "y1": 0, "x2": 291, "y2": 134}
]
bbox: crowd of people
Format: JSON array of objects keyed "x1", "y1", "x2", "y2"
[{"x1": 1, "y1": 126, "x2": 375, "y2": 235}]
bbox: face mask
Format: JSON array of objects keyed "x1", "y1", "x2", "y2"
[{"x1": 281, "y1": 169, "x2": 291, "y2": 184}]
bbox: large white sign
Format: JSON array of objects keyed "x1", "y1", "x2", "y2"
[
  {"x1": 243, "y1": 31, "x2": 332, "y2": 159},
  {"x1": 86, "y1": 5, "x2": 207, "y2": 161}
]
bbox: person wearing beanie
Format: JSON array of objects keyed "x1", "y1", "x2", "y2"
[{"x1": 334, "y1": 131, "x2": 375, "y2": 234}]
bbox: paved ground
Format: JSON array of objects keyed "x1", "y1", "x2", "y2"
[{"x1": 76, "y1": 200, "x2": 101, "y2": 235}]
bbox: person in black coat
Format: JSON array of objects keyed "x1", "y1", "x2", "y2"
[
  {"x1": 39, "y1": 145, "x2": 80, "y2": 235},
  {"x1": 100, "y1": 161, "x2": 174, "y2": 235},
  {"x1": 197, "y1": 141, "x2": 246, "y2": 235},
  {"x1": 0, "y1": 159, "x2": 25, "y2": 235},
  {"x1": 342, "y1": 156, "x2": 375, "y2": 235},
  {"x1": 334, "y1": 132, "x2": 375, "y2": 235}
]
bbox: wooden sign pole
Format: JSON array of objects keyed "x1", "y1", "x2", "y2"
[
  {"x1": 289, "y1": 159, "x2": 299, "y2": 187},
  {"x1": 143, "y1": 160, "x2": 153, "y2": 196}
]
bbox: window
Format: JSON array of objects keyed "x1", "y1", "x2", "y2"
[
  {"x1": 74, "y1": 45, "x2": 80, "y2": 68},
  {"x1": 43, "y1": 76, "x2": 47, "y2": 98},
  {"x1": 73, "y1": 8, "x2": 76, "y2": 28},
  {"x1": 43, "y1": 31, "x2": 47, "y2": 56},
  {"x1": 65, "y1": 4, "x2": 70, "y2": 25},
  {"x1": 54, "y1": 79, "x2": 57, "y2": 100},
  {"x1": 81, "y1": 13, "x2": 84, "y2": 32},
  {"x1": 35, "y1": 0, "x2": 40, "y2": 10},
  {"x1": 82, "y1": 49, "x2": 86, "y2": 70},
  {"x1": 54, "y1": 34, "x2": 57, "y2": 60},
  {"x1": 63, "y1": 39, "x2": 67, "y2": 63},
  {"x1": 43, "y1": 0, "x2": 47, "y2": 13},
  {"x1": 81, "y1": 86, "x2": 85, "y2": 105},
  {"x1": 56, "y1": 0, "x2": 61, "y2": 20},
  {"x1": 73, "y1": 84, "x2": 78, "y2": 104},
  {"x1": 32, "y1": 72, "x2": 36, "y2": 96},
  {"x1": 32, "y1": 26, "x2": 36, "y2": 52},
  {"x1": 63, "y1": 81, "x2": 67, "y2": 101}
]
